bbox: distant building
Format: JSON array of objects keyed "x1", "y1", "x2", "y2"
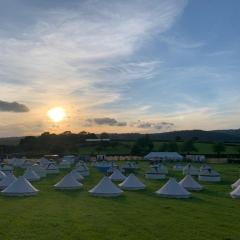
[
  {"x1": 96, "y1": 155, "x2": 106, "y2": 161},
  {"x1": 186, "y1": 155, "x2": 206, "y2": 163},
  {"x1": 79, "y1": 155, "x2": 90, "y2": 161},
  {"x1": 86, "y1": 139, "x2": 110, "y2": 142},
  {"x1": 44, "y1": 155, "x2": 59, "y2": 160},
  {"x1": 144, "y1": 152, "x2": 183, "y2": 161},
  {"x1": 62, "y1": 155, "x2": 76, "y2": 164}
]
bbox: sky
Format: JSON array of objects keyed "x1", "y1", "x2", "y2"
[{"x1": 0, "y1": 0, "x2": 240, "y2": 137}]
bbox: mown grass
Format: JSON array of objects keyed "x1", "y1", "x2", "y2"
[
  {"x1": 0, "y1": 162, "x2": 240, "y2": 240},
  {"x1": 78, "y1": 141, "x2": 240, "y2": 155},
  {"x1": 152, "y1": 141, "x2": 240, "y2": 154}
]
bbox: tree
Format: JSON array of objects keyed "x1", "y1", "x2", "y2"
[
  {"x1": 131, "y1": 144, "x2": 142, "y2": 155},
  {"x1": 181, "y1": 140, "x2": 197, "y2": 154},
  {"x1": 159, "y1": 143, "x2": 169, "y2": 151},
  {"x1": 60, "y1": 131, "x2": 72, "y2": 135},
  {"x1": 213, "y1": 142, "x2": 226, "y2": 156},
  {"x1": 0, "y1": 145, "x2": 5, "y2": 155},
  {"x1": 131, "y1": 135, "x2": 153, "y2": 155},
  {"x1": 193, "y1": 136, "x2": 199, "y2": 141},
  {"x1": 78, "y1": 131, "x2": 88, "y2": 135},
  {"x1": 237, "y1": 146, "x2": 240, "y2": 156},
  {"x1": 87, "y1": 133, "x2": 98, "y2": 139},
  {"x1": 159, "y1": 141, "x2": 179, "y2": 152},
  {"x1": 40, "y1": 132, "x2": 51, "y2": 136},
  {"x1": 19, "y1": 136, "x2": 38, "y2": 151},
  {"x1": 100, "y1": 132, "x2": 109, "y2": 139},
  {"x1": 168, "y1": 141, "x2": 179, "y2": 152},
  {"x1": 175, "y1": 136, "x2": 182, "y2": 141}
]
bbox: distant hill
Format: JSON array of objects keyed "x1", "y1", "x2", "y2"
[
  {"x1": 0, "y1": 137, "x2": 23, "y2": 146},
  {"x1": 149, "y1": 130, "x2": 240, "y2": 142},
  {"x1": 1, "y1": 129, "x2": 240, "y2": 146},
  {"x1": 109, "y1": 129, "x2": 240, "y2": 142},
  {"x1": 215, "y1": 129, "x2": 240, "y2": 137}
]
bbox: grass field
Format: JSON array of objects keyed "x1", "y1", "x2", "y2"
[
  {"x1": 0, "y1": 162, "x2": 240, "y2": 240},
  {"x1": 77, "y1": 141, "x2": 240, "y2": 155}
]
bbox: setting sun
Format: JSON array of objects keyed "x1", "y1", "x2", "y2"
[{"x1": 47, "y1": 107, "x2": 66, "y2": 123}]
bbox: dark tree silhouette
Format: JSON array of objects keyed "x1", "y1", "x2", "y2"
[
  {"x1": 168, "y1": 141, "x2": 179, "y2": 152},
  {"x1": 100, "y1": 132, "x2": 110, "y2": 139},
  {"x1": 159, "y1": 141, "x2": 178, "y2": 152},
  {"x1": 213, "y1": 142, "x2": 226, "y2": 156},
  {"x1": 131, "y1": 135, "x2": 153, "y2": 155},
  {"x1": 181, "y1": 139, "x2": 198, "y2": 154}
]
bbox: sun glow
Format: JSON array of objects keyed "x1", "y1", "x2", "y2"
[{"x1": 48, "y1": 107, "x2": 66, "y2": 123}]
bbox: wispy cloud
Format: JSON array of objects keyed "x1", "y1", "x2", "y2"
[
  {"x1": 0, "y1": 0, "x2": 187, "y2": 105},
  {"x1": 0, "y1": 0, "x2": 189, "y2": 136},
  {"x1": 160, "y1": 35, "x2": 204, "y2": 49},
  {"x1": 205, "y1": 50, "x2": 234, "y2": 57},
  {"x1": 138, "y1": 105, "x2": 152, "y2": 112},
  {"x1": 130, "y1": 120, "x2": 174, "y2": 130}
]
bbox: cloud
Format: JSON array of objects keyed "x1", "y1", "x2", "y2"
[
  {"x1": 85, "y1": 117, "x2": 127, "y2": 127},
  {"x1": 130, "y1": 120, "x2": 174, "y2": 130},
  {"x1": 0, "y1": 100, "x2": 29, "y2": 112},
  {"x1": 160, "y1": 35, "x2": 204, "y2": 49},
  {"x1": 0, "y1": 0, "x2": 189, "y2": 136},
  {"x1": 138, "y1": 105, "x2": 152, "y2": 111},
  {"x1": 85, "y1": 118, "x2": 175, "y2": 130},
  {"x1": 0, "y1": 0, "x2": 187, "y2": 106},
  {"x1": 205, "y1": 50, "x2": 234, "y2": 57},
  {"x1": 93, "y1": 61, "x2": 163, "y2": 84}
]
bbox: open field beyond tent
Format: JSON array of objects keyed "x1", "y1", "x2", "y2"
[
  {"x1": 76, "y1": 141, "x2": 240, "y2": 155},
  {"x1": 0, "y1": 162, "x2": 240, "y2": 240}
]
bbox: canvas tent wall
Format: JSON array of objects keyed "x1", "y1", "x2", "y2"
[
  {"x1": 186, "y1": 155, "x2": 206, "y2": 163},
  {"x1": 155, "y1": 178, "x2": 191, "y2": 198},
  {"x1": 145, "y1": 166, "x2": 166, "y2": 180},
  {"x1": 179, "y1": 175, "x2": 203, "y2": 191},
  {"x1": 121, "y1": 162, "x2": 139, "y2": 173},
  {"x1": 183, "y1": 164, "x2": 199, "y2": 176},
  {"x1": 89, "y1": 176, "x2": 123, "y2": 197},
  {"x1": 23, "y1": 168, "x2": 40, "y2": 182},
  {"x1": 230, "y1": 185, "x2": 240, "y2": 199},
  {"x1": 0, "y1": 170, "x2": 6, "y2": 180},
  {"x1": 31, "y1": 164, "x2": 46, "y2": 178},
  {"x1": 75, "y1": 165, "x2": 89, "y2": 176},
  {"x1": 46, "y1": 163, "x2": 59, "y2": 174},
  {"x1": 1, "y1": 176, "x2": 39, "y2": 196},
  {"x1": 173, "y1": 164, "x2": 184, "y2": 172},
  {"x1": 109, "y1": 169, "x2": 126, "y2": 181},
  {"x1": 70, "y1": 170, "x2": 84, "y2": 181},
  {"x1": 119, "y1": 173, "x2": 145, "y2": 190},
  {"x1": 62, "y1": 155, "x2": 76, "y2": 164},
  {"x1": 8, "y1": 158, "x2": 25, "y2": 167},
  {"x1": 96, "y1": 155, "x2": 106, "y2": 161},
  {"x1": 231, "y1": 178, "x2": 240, "y2": 189},
  {"x1": 144, "y1": 152, "x2": 183, "y2": 161},
  {"x1": 0, "y1": 173, "x2": 17, "y2": 189},
  {"x1": 198, "y1": 169, "x2": 221, "y2": 182},
  {"x1": 54, "y1": 174, "x2": 83, "y2": 190},
  {"x1": 58, "y1": 160, "x2": 71, "y2": 169}
]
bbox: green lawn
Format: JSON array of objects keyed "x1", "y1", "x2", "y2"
[
  {"x1": 0, "y1": 162, "x2": 240, "y2": 240},
  {"x1": 78, "y1": 141, "x2": 240, "y2": 155},
  {"x1": 153, "y1": 142, "x2": 240, "y2": 154},
  {"x1": 78, "y1": 143, "x2": 134, "y2": 155}
]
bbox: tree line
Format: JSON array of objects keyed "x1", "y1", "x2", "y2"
[
  {"x1": 130, "y1": 135, "x2": 228, "y2": 156},
  {"x1": 0, "y1": 131, "x2": 238, "y2": 156}
]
